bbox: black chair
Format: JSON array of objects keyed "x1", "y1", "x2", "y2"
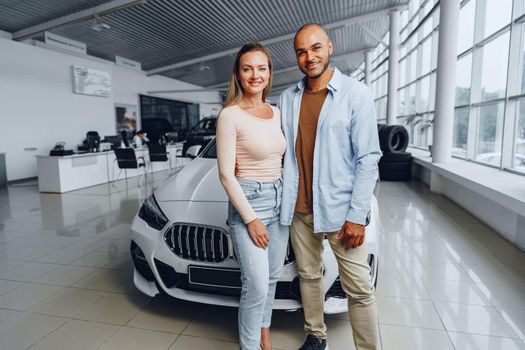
[
  {"x1": 113, "y1": 148, "x2": 147, "y2": 185},
  {"x1": 86, "y1": 131, "x2": 100, "y2": 152},
  {"x1": 148, "y1": 144, "x2": 171, "y2": 174}
]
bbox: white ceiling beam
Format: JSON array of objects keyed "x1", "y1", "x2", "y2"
[
  {"x1": 205, "y1": 47, "x2": 372, "y2": 89},
  {"x1": 12, "y1": 0, "x2": 146, "y2": 41},
  {"x1": 358, "y1": 23, "x2": 389, "y2": 47},
  {"x1": 146, "y1": 4, "x2": 408, "y2": 76}
]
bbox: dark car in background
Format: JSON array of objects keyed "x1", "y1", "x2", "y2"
[{"x1": 182, "y1": 117, "x2": 217, "y2": 154}]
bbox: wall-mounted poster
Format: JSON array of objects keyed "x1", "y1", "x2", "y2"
[
  {"x1": 115, "y1": 104, "x2": 137, "y2": 147},
  {"x1": 72, "y1": 65, "x2": 111, "y2": 97}
]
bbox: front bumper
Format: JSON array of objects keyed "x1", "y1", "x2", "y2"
[{"x1": 130, "y1": 202, "x2": 378, "y2": 314}]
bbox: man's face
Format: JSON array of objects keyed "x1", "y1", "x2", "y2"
[{"x1": 294, "y1": 26, "x2": 333, "y2": 79}]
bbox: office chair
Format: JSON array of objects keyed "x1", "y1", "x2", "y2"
[
  {"x1": 113, "y1": 148, "x2": 147, "y2": 186},
  {"x1": 86, "y1": 131, "x2": 100, "y2": 152},
  {"x1": 147, "y1": 144, "x2": 171, "y2": 174}
]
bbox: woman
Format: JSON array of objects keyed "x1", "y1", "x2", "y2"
[{"x1": 216, "y1": 42, "x2": 289, "y2": 350}]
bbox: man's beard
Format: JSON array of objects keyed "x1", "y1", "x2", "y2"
[{"x1": 303, "y1": 54, "x2": 331, "y2": 79}]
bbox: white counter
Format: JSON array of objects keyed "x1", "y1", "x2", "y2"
[{"x1": 37, "y1": 144, "x2": 181, "y2": 193}]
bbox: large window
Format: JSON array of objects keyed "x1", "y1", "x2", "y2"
[
  {"x1": 458, "y1": 0, "x2": 475, "y2": 54},
  {"x1": 483, "y1": 0, "x2": 512, "y2": 39},
  {"x1": 409, "y1": 51, "x2": 417, "y2": 83},
  {"x1": 521, "y1": 28, "x2": 525, "y2": 94},
  {"x1": 407, "y1": 83, "x2": 416, "y2": 115},
  {"x1": 417, "y1": 76, "x2": 430, "y2": 113},
  {"x1": 453, "y1": 108, "x2": 469, "y2": 158},
  {"x1": 514, "y1": 100, "x2": 525, "y2": 171},
  {"x1": 365, "y1": 0, "x2": 524, "y2": 174},
  {"x1": 400, "y1": 58, "x2": 407, "y2": 87},
  {"x1": 420, "y1": 38, "x2": 432, "y2": 75},
  {"x1": 475, "y1": 102, "x2": 505, "y2": 166},
  {"x1": 480, "y1": 32, "x2": 510, "y2": 101},
  {"x1": 399, "y1": 87, "x2": 407, "y2": 115},
  {"x1": 455, "y1": 54, "x2": 472, "y2": 106},
  {"x1": 375, "y1": 97, "x2": 387, "y2": 122}
]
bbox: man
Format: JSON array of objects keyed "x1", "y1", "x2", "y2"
[
  {"x1": 133, "y1": 129, "x2": 149, "y2": 148},
  {"x1": 279, "y1": 23, "x2": 382, "y2": 350}
]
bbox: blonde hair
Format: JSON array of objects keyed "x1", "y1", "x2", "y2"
[{"x1": 223, "y1": 42, "x2": 273, "y2": 107}]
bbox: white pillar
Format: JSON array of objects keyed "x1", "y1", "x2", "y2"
[
  {"x1": 387, "y1": 10, "x2": 400, "y2": 125},
  {"x1": 364, "y1": 50, "x2": 372, "y2": 86},
  {"x1": 433, "y1": 0, "x2": 461, "y2": 163}
]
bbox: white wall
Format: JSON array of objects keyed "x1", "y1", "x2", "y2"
[
  {"x1": 0, "y1": 30, "x2": 12, "y2": 40},
  {"x1": 0, "y1": 38, "x2": 221, "y2": 181}
]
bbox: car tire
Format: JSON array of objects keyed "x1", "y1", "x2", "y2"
[
  {"x1": 379, "y1": 125, "x2": 409, "y2": 153},
  {"x1": 379, "y1": 161, "x2": 411, "y2": 173},
  {"x1": 379, "y1": 170, "x2": 412, "y2": 181},
  {"x1": 379, "y1": 151, "x2": 412, "y2": 181},
  {"x1": 380, "y1": 152, "x2": 412, "y2": 162}
]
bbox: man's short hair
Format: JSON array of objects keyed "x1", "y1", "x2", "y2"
[{"x1": 294, "y1": 23, "x2": 331, "y2": 43}]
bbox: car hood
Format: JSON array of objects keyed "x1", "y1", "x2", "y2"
[{"x1": 154, "y1": 157, "x2": 227, "y2": 202}]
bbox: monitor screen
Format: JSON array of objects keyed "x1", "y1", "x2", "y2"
[{"x1": 103, "y1": 135, "x2": 122, "y2": 148}]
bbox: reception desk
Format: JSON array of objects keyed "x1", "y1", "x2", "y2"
[{"x1": 37, "y1": 144, "x2": 182, "y2": 193}]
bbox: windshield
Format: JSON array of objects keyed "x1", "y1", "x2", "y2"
[
  {"x1": 193, "y1": 118, "x2": 216, "y2": 131},
  {"x1": 201, "y1": 138, "x2": 217, "y2": 159}
]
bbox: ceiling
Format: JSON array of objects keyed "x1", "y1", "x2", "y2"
[{"x1": 0, "y1": 0, "x2": 408, "y2": 95}]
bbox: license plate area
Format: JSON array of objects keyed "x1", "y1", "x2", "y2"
[{"x1": 188, "y1": 266, "x2": 241, "y2": 289}]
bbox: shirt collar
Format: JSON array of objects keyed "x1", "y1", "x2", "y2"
[{"x1": 294, "y1": 67, "x2": 342, "y2": 94}]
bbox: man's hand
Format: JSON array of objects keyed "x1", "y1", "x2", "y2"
[
  {"x1": 246, "y1": 218, "x2": 269, "y2": 249},
  {"x1": 338, "y1": 221, "x2": 365, "y2": 250}
]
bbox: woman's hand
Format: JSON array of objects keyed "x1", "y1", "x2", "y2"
[{"x1": 246, "y1": 218, "x2": 269, "y2": 249}]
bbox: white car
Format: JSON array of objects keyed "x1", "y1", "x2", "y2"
[{"x1": 130, "y1": 139, "x2": 379, "y2": 314}]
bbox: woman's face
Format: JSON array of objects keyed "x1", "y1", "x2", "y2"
[{"x1": 238, "y1": 50, "x2": 270, "y2": 97}]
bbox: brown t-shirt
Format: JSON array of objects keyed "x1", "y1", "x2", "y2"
[{"x1": 295, "y1": 88, "x2": 329, "y2": 213}]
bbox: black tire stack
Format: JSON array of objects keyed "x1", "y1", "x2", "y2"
[{"x1": 377, "y1": 124, "x2": 412, "y2": 181}]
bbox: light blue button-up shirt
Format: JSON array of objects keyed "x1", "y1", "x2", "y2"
[{"x1": 279, "y1": 68, "x2": 382, "y2": 233}]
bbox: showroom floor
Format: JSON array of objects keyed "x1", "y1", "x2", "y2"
[{"x1": 0, "y1": 172, "x2": 524, "y2": 350}]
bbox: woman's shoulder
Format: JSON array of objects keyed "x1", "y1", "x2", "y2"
[
  {"x1": 218, "y1": 105, "x2": 241, "y2": 119},
  {"x1": 217, "y1": 106, "x2": 242, "y2": 130},
  {"x1": 269, "y1": 104, "x2": 281, "y2": 118},
  {"x1": 218, "y1": 105, "x2": 238, "y2": 118}
]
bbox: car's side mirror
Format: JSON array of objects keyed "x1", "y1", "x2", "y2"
[{"x1": 186, "y1": 145, "x2": 202, "y2": 159}]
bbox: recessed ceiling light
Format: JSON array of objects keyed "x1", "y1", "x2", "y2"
[
  {"x1": 198, "y1": 63, "x2": 210, "y2": 71},
  {"x1": 90, "y1": 22, "x2": 111, "y2": 32}
]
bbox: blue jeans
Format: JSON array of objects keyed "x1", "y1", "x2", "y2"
[{"x1": 228, "y1": 178, "x2": 290, "y2": 350}]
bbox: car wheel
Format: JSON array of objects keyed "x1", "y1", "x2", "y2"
[{"x1": 379, "y1": 125, "x2": 409, "y2": 153}]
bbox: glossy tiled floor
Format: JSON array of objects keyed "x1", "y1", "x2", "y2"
[{"x1": 0, "y1": 174, "x2": 524, "y2": 350}]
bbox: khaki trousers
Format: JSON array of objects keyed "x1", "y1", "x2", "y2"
[{"x1": 290, "y1": 212, "x2": 380, "y2": 350}]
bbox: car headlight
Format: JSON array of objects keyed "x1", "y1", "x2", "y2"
[{"x1": 138, "y1": 194, "x2": 169, "y2": 230}]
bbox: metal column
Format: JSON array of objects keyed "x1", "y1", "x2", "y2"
[
  {"x1": 433, "y1": 0, "x2": 461, "y2": 163},
  {"x1": 365, "y1": 50, "x2": 372, "y2": 86},
  {"x1": 387, "y1": 10, "x2": 400, "y2": 125}
]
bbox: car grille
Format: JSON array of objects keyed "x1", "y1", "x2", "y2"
[
  {"x1": 164, "y1": 223, "x2": 229, "y2": 263},
  {"x1": 164, "y1": 223, "x2": 297, "y2": 264}
]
